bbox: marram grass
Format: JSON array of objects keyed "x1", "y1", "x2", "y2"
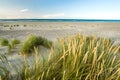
[
  {"x1": 1, "y1": 38, "x2": 9, "y2": 46},
  {"x1": 11, "y1": 38, "x2": 20, "y2": 48},
  {"x1": 0, "y1": 54, "x2": 9, "y2": 80},
  {"x1": 0, "y1": 38, "x2": 20, "y2": 52},
  {"x1": 0, "y1": 34, "x2": 120, "y2": 80},
  {"x1": 20, "y1": 35, "x2": 52, "y2": 55},
  {"x1": 21, "y1": 34, "x2": 120, "y2": 80}
]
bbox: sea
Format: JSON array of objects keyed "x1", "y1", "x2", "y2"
[{"x1": 0, "y1": 19, "x2": 120, "y2": 22}]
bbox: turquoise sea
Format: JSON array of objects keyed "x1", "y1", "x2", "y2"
[{"x1": 0, "y1": 19, "x2": 120, "y2": 22}]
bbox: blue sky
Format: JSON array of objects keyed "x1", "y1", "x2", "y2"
[{"x1": 0, "y1": 0, "x2": 120, "y2": 19}]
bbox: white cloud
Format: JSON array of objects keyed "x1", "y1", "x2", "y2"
[
  {"x1": 42, "y1": 13, "x2": 65, "y2": 18},
  {"x1": 20, "y1": 8, "x2": 29, "y2": 13}
]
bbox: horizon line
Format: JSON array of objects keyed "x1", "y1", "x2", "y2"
[{"x1": 0, "y1": 19, "x2": 120, "y2": 20}]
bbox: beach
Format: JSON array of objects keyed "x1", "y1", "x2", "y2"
[
  {"x1": 0, "y1": 22, "x2": 120, "y2": 78},
  {"x1": 0, "y1": 22, "x2": 120, "y2": 42},
  {"x1": 1, "y1": 0, "x2": 120, "y2": 79}
]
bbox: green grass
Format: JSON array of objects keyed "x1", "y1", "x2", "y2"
[
  {"x1": 0, "y1": 34, "x2": 120, "y2": 80},
  {"x1": 11, "y1": 38, "x2": 20, "y2": 48},
  {"x1": 20, "y1": 35, "x2": 52, "y2": 55},
  {"x1": 1, "y1": 38, "x2": 9, "y2": 46},
  {"x1": 0, "y1": 66, "x2": 9, "y2": 80},
  {"x1": 0, "y1": 38, "x2": 20, "y2": 52},
  {"x1": 0, "y1": 54, "x2": 9, "y2": 80}
]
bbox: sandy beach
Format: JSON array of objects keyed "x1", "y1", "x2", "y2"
[
  {"x1": 0, "y1": 22, "x2": 120, "y2": 78},
  {"x1": 0, "y1": 22, "x2": 120, "y2": 42},
  {"x1": 1, "y1": 0, "x2": 120, "y2": 79}
]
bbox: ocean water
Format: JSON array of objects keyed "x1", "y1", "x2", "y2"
[{"x1": 0, "y1": 19, "x2": 120, "y2": 22}]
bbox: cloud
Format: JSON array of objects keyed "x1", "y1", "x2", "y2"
[
  {"x1": 43, "y1": 13, "x2": 65, "y2": 18},
  {"x1": 20, "y1": 8, "x2": 29, "y2": 13}
]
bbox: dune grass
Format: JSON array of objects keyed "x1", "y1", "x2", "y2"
[
  {"x1": 19, "y1": 34, "x2": 120, "y2": 80},
  {"x1": 0, "y1": 34, "x2": 120, "y2": 80},
  {"x1": 0, "y1": 54, "x2": 9, "y2": 80},
  {"x1": 0, "y1": 38, "x2": 20, "y2": 52},
  {"x1": 1, "y1": 38, "x2": 9, "y2": 46},
  {"x1": 11, "y1": 38, "x2": 20, "y2": 48},
  {"x1": 20, "y1": 35, "x2": 52, "y2": 55}
]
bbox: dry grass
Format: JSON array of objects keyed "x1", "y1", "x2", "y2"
[
  {"x1": 0, "y1": 34, "x2": 120, "y2": 80},
  {"x1": 20, "y1": 34, "x2": 120, "y2": 80}
]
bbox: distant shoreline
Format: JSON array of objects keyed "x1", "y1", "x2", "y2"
[{"x1": 1, "y1": 19, "x2": 120, "y2": 22}]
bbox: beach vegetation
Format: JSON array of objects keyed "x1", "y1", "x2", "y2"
[
  {"x1": 9, "y1": 27, "x2": 12, "y2": 30},
  {"x1": 20, "y1": 35, "x2": 52, "y2": 55},
  {"x1": 24, "y1": 25, "x2": 27, "y2": 27},
  {"x1": 16, "y1": 24, "x2": 19, "y2": 27},
  {"x1": 1, "y1": 38, "x2": 20, "y2": 52},
  {"x1": 0, "y1": 54, "x2": 9, "y2": 80},
  {"x1": 0, "y1": 34, "x2": 120, "y2": 80},
  {"x1": 20, "y1": 34, "x2": 120, "y2": 80},
  {"x1": 11, "y1": 38, "x2": 20, "y2": 48},
  {"x1": 0, "y1": 65, "x2": 9, "y2": 80},
  {"x1": 4, "y1": 25, "x2": 9, "y2": 27},
  {"x1": 1, "y1": 38, "x2": 9, "y2": 46}
]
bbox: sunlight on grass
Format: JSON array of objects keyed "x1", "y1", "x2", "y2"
[
  {"x1": 0, "y1": 34, "x2": 120, "y2": 80},
  {"x1": 20, "y1": 34, "x2": 120, "y2": 80}
]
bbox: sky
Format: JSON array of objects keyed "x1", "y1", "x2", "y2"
[{"x1": 0, "y1": 0, "x2": 120, "y2": 19}]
